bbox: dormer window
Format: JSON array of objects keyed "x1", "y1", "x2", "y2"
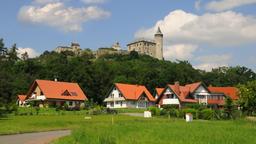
[{"x1": 62, "y1": 90, "x2": 71, "y2": 96}]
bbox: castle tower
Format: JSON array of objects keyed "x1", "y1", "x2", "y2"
[{"x1": 154, "y1": 27, "x2": 163, "y2": 60}]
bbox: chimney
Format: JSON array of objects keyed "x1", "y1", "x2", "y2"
[{"x1": 54, "y1": 78, "x2": 58, "y2": 82}]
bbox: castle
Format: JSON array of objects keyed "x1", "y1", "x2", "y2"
[
  {"x1": 127, "y1": 27, "x2": 163, "y2": 60},
  {"x1": 54, "y1": 42, "x2": 82, "y2": 55},
  {"x1": 54, "y1": 27, "x2": 164, "y2": 60}
]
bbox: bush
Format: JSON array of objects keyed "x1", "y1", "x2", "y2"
[
  {"x1": 184, "y1": 103, "x2": 206, "y2": 110},
  {"x1": 160, "y1": 109, "x2": 168, "y2": 116},
  {"x1": 88, "y1": 106, "x2": 104, "y2": 115},
  {"x1": 199, "y1": 109, "x2": 214, "y2": 120},
  {"x1": 148, "y1": 106, "x2": 160, "y2": 116},
  {"x1": 105, "y1": 108, "x2": 118, "y2": 114},
  {"x1": 182, "y1": 108, "x2": 198, "y2": 119}
]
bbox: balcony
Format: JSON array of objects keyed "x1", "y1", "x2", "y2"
[
  {"x1": 104, "y1": 97, "x2": 125, "y2": 102},
  {"x1": 28, "y1": 95, "x2": 46, "y2": 101},
  {"x1": 162, "y1": 98, "x2": 179, "y2": 105}
]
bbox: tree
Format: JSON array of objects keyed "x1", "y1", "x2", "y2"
[
  {"x1": 21, "y1": 51, "x2": 29, "y2": 61},
  {"x1": 8, "y1": 43, "x2": 19, "y2": 62},
  {"x1": 224, "y1": 96, "x2": 234, "y2": 119},
  {"x1": 0, "y1": 38, "x2": 7, "y2": 59},
  {"x1": 238, "y1": 80, "x2": 256, "y2": 116}
]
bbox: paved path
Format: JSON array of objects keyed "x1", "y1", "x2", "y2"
[
  {"x1": 121, "y1": 113, "x2": 144, "y2": 117},
  {"x1": 0, "y1": 130, "x2": 71, "y2": 144}
]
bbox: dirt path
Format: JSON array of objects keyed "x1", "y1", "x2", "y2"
[
  {"x1": 121, "y1": 113, "x2": 144, "y2": 117},
  {"x1": 0, "y1": 130, "x2": 71, "y2": 144}
]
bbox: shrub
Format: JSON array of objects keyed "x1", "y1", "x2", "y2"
[
  {"x1": 199, "y1": 109, "x2": 214, "y2": 120},
  {"x1": 148, "y1": 106, "x2": 160, "y2": 116},
  {"x1": 105, "y1": 108, "x2": 118, "y2": 115},
  {"x1": 182, "y1": 108, "x2": 198, "y2": 119},
  {"x1": 184, "y1": 103, "x2": 206, "y2": 110},
  {"x1": 88, "y1": 106, "x2": 104, "y2": 115}
]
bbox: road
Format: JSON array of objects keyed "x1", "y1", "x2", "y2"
[{"x1": 0, "y1": 130, "x2": 71, "y2": 144}]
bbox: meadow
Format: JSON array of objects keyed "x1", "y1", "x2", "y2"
[
  {"x1": 1, "y1": 113, "x2": 255, "y2": 144},
  {"x1": 52, "y1": 115, "x2": 256, "y2": 144}
]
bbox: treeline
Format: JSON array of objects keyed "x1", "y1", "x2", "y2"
[{"x1": 0, "y1": 38, "x2": 256, "y2": 107}]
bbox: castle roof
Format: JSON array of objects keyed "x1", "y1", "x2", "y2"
[
  {"x1": 127, "y1": 38, "x2": 156, "y2": 46},
  {"x1": 155, "y1": 27, "x2": 163, "y2": 35}
]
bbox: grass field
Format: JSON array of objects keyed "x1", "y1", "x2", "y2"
[
  {"x1": 52, "y1": 115, "x2": 256, "y2": 144},
  {"x1": 0, "y1": 115, "x2": 85, "y2": 135},
  {"x1": 1, "y1": 115, "x2": 255, "y2": 144}
]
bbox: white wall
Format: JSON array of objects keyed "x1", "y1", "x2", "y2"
[
  {"x1": 106, "y1": 87, "x2": 127, "y2": 108},
  {"x1": 162, "y1": 87, "x2": 180, "y2": 105},
  {"x1": 193, "y1": 85, "x2": 211, "y2": 104}
]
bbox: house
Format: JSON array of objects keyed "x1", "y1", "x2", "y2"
[
  {"x1": 156, "y1": 82, "x2": 239, "y2": 108},
  {"x1": 155, "y1": 88, "x2": 164, "y2": 99},
  {"x1": 17, "y1": 95, "x2": 27, "y2": 107},
  {"x1": 20, "y1": 79, "x2": 88, "y2": 107},
  {"x1": 104, "y1": 83, "x2": 155, "y2": 108},
  {"x1": 208, "y1": 86, "x2": 239, "y2": 101}
]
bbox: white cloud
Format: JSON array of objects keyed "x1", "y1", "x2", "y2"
[
  {"x1": 135, "y1": 10, "x2": 256, "y2": 47},
  {"x1": 206, "y1": 0, "x2": 256, "y2": 12},
  {"x1": 18, "y1": 2, "x2": 110, "y2": 32},
  {"x1": 164, "y1": 44, "x2": 198, "y2": 61},
  {"x1": 81, "y1": 0, "x2": 107, "y2": 4},
  {"x1": 17, "y1": 47, "x2": 40, "y2": 58},
  {"x1": 195, "y1": 0, "x2": 201, "y2": 11},
  {"x1": 194, "y1": 54, "x2": 232, "y2": 71},
  {"x1": 33, "y1": 0, "x2": 60, "y2": 4}
]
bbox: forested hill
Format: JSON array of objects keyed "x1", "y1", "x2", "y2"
[{"x1": 0, "y1": 41, "x2": 256, "y2": 105}]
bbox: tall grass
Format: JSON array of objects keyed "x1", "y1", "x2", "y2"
[{"x1": 53, "y1": 115, "x2": 256, "y2": 144}]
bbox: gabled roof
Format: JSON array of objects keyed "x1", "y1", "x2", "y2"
[
  {"x1": 167, "y1": 84, "x2": 198, "y2": 103},
  {"x1": 115, "y1": 83, "x2": 155, "y2": 102},
  {"x1": 208, "y1": 87, "x2": 239, "y2": 100},
  {"x1": 155, "y1": 88, "x2": 164, "y2": 96},
  {"x1": 27, "y1": 79, "x2": 88, "y2": 101},
  {"x1": 17, "y1": 95, "x2": 27, "y2": 102},
  {"x1": 185, "y1": 82, "x2": 202, "y2": 93}
]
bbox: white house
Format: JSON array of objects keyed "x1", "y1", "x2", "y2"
[
  {"x1": 156, "y1": 82, "x2": 212, "y2": 108},
  {"x1": 156, "y1": 81, "x2": 238, "y2": 108},
  {"x1": 104, "y1": 83, "x2": 155, "y2": 108}
]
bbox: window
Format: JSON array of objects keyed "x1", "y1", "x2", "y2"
[
  {"x1": 119, "y1": 93, "x2": 122, "y2": 97},
  {"x1": 121, "y1": 101, "x2": 123, "y2": 106},
  {"x1": 69, "y1": 101, "x2": 73, "y2": 106},
  {"x1": 166, "y1": 94, "x2": 174, "y2": 99},
  {"x1": 115, "y1": 101, "x2": 119, "y2": 104},
  {"x1": 70, "y1": 92, "x2": 77, "y2": 96},
  {"x1": 62, "y1": 90, "x2": 71, "y2": 96}
]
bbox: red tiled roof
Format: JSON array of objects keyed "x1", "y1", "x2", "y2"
[
  {"x1": 28, "y1": 80, "x2": 88, "y2": 101},
  {"x1": 115, "y1": 83, "x2": 155, "y2": 102},
  {"x1": 167, "y1": 83, "x2": 200, "y2": 103},
  {"x1": 17, "y1": 95, "x2": 27, "y2": 102},
  {"x1": 208, "y1": 87, "x2": 239, "y2": 100},
  {"x1": 155, "y1": 88, "x2": 164, "y2": 96},
  {"x1": 185, "y1": 82, "x2": 202, "y2": 93},
  {"x1": 207, "y1": 99, "x2": 225, "y2": 105}
]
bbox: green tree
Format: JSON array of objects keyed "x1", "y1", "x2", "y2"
[
  {"x1": 8, "y1": 43, "x2": 19, "y2": 62},
  {"x1": 238, "y1": 80, "x2": 256, "y2": 116},
  {"x1": 224, "y1": 96, "x2": 234, "y2": 119}
]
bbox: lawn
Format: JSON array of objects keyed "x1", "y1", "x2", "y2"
[
  {"x1": 0, "y1": 115, "x2": 85, "y2": 135},
  {"x1": 52, "y1": 115, "x2": 256, "y2": 144},
  {"x1": 0, "y1": 114, "x2": 255, "y2": 144}
]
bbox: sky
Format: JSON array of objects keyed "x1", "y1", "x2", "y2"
[{"x1": 0, "y1": 0, "x2": 256, "y2": 71}]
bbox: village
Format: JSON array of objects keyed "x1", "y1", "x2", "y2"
[{"x1": 1, "y1": 0, "x2": 256, "y2": 144}]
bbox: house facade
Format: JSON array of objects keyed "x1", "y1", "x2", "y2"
[
  {"x1": 156, "y1": 82, "x2": 239, "y2": 108},
  {"x1": 17, "y1": 95, "x2": 27, "y2": 107},
  {"x1": 18, "y1": 79, "x2": 88, "y2": 107},
  {"x1": 104, "y1": 83, "x2": 155, "y2": 108}
]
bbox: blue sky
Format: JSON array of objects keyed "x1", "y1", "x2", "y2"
[{"x1": 0, "y1": 0, "x2": 256, "y2": 71}]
